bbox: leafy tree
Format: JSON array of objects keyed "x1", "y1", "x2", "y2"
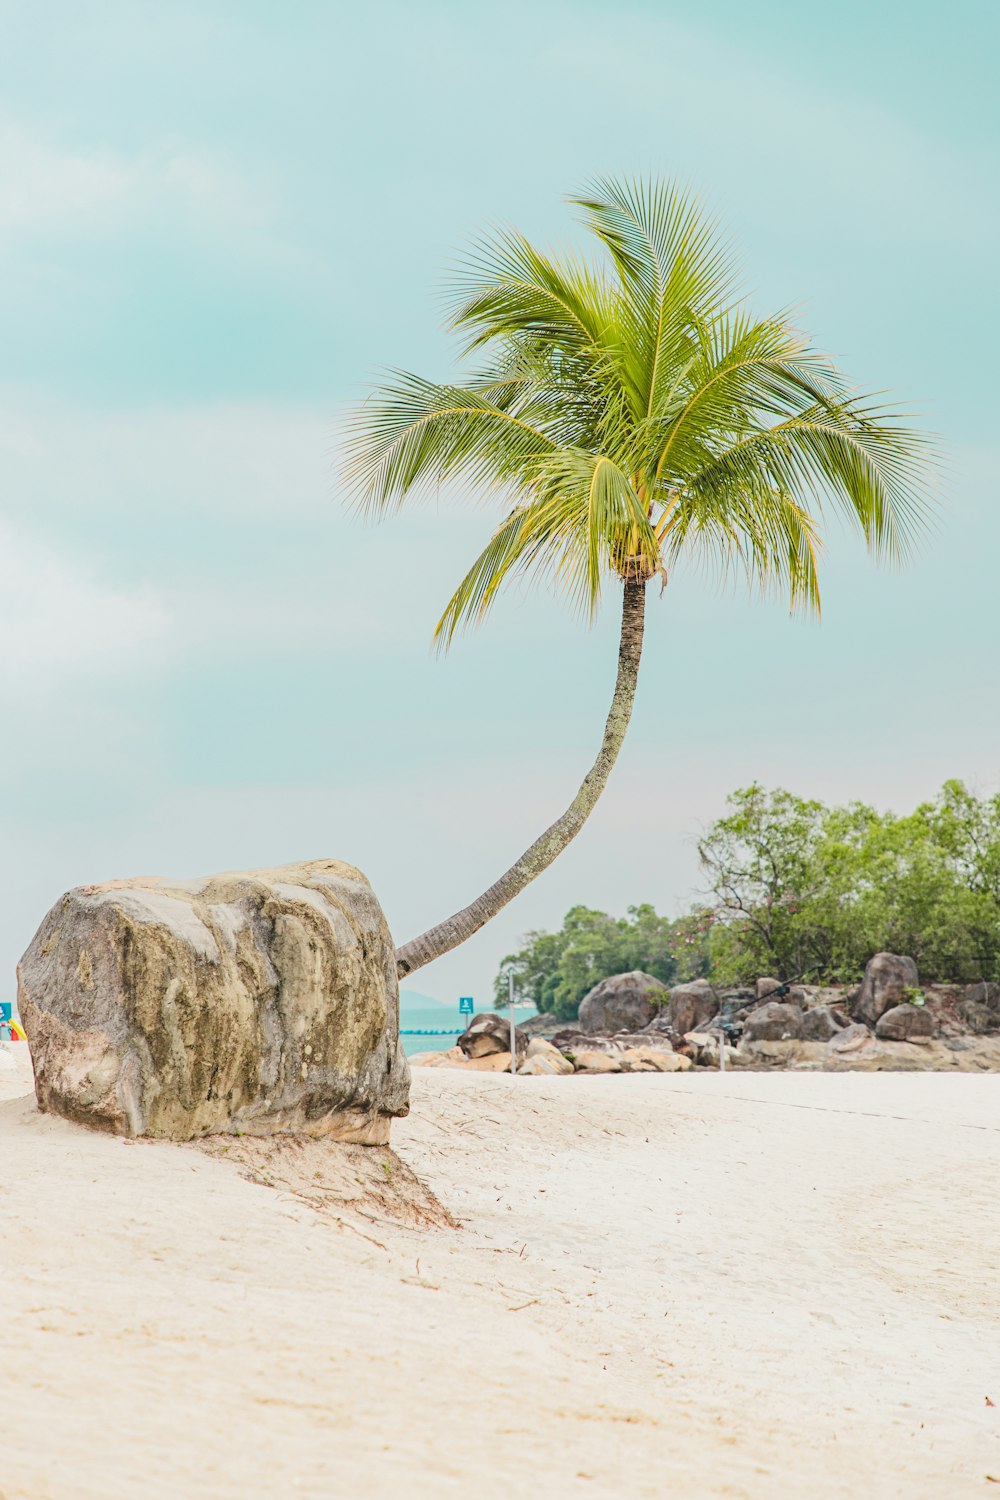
[
  {"x1": 923, "y1": 780, "x2": 1000, "y2": 909},
  {"x1": 496, "y1": 902, "x2": 709, "y2": 1021},
  {"x1": 346, "y1": 177, "x2": 931, "y2": 979},
  {"x1": 701, "y1": 783, "x2": 1000, "y2": 983}
]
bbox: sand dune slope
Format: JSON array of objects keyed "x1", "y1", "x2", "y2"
[{"x1": 2, "y1": 1050, "x2": 998, "y2": 1498}]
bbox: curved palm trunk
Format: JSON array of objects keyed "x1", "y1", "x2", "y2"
[{"x1": 395, "y1": 578, "x2": 647, "y2": 978}]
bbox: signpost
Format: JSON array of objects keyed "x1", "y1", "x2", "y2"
[
  {"x1": 458, "y1": 996, "x2": 474, "y2": 1018},
  {"x1": 508, "y1": 970, "x2": 517, "y2": 1076}
]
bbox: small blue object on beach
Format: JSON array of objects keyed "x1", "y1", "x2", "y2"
[{"x1": 0, "y1": 1001, "x2": 11, "y2": 1041}]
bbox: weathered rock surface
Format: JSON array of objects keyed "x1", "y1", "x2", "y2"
[
  {"x1": 522, "y1": 1037, "x2": 573, "y2": 1074},
  {"x1": 666, "y1": 978, "x2": 718, "y2": 1035},
  {"x1": 572, "y1": 1049, "x2": 623, "y2": 1074},
  {"x1": 800, "y1": 1004, "x2": 849, "y2": 1042},
  {"x1": 518, "y1": 1039, "x2": 574, "y2": 1076},
  {"x1": 827, "y1": 1022, "x2": 879, "y2": 1057},
  {"x1": 519, "y1": 1012, "x2": 560, "y2": 1035},
  {"x1": 739, "y1": 1035, "x2": 1000, "y2": 1073},
  {"x1": 410, "y1": 1046, "x2": 465, "y2": 1068},
  {"x1": 875, "y1": 1004, "x2": 935, "y2": 1042},
  {"x1": 460, "y1": 1051, "x2": 515, "y2": 1072},
  {"x1": 955, "y1": 999, "x2": 997, "y2": 1035},
  {"x1": 577, "y1": 971, "x2": 666, "y2": 1034},
  {"x1": 742, "y1": 1001, "x2": 803, "y2": 1042},
  {"x1": 620, "y1": 1046, "x2": 692, "y2": 1073},
  {"x1": 18, "y1": 860, "x2": 410, "y2": 1142},
  {"x1": 682, "y1": 1030, "x2": 740, "y2": 1068},
  {"x1": 457, "y1": 1012, "x2": 527, "y2": 1060},
  {"x1": 801, "y1": 985, "x2": 852, "y2": 1011},
  {"x1": 964, "y1": 981, "x2": 1000, "y2": 1012},
  {"x1": 853, "y1": 952, "x2": 919, "y2": 1026},
  {"x1": 551, "y1": 1029, "x2": 613, "y2": 1055},
  {"x1": 411, "y1": 1046, "x2": 513, "y2": 1073}
]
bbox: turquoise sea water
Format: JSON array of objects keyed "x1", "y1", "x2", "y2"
[{"x1": 399, "y1": 997, "x2": 537, "y2": 1057}]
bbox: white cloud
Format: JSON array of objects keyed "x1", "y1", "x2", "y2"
[
  {"x1": 0, "y1": 127, "x2": 130, "y2": 230},
  {"x1": 0, "y1": 391, "x2": 515, "y2": 658},
  {"x1": 0, "y1": 519, "x2": 170, "y2": 683},
  {"x1": 0, "y1": 122, "x2": 269, "y2": 241}
]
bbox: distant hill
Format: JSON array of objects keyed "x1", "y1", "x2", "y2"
[{"x1": 399, "y1": 988, "x2": 449, "y2": 1012}]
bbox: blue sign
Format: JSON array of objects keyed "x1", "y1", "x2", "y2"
[{"x1": 458, "y1": 996, "x2": 474, "y2": 1016}]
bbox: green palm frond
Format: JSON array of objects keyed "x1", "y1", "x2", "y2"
[
  {"x1": 574, "y1": 176, "x2": 735, "y2": 422},
  {"x1": 343, "y1": 175, "x2": 933, "y2": 643},
  {"x1": 434, "y1": 448, "x2": 659, "y2": 646}
]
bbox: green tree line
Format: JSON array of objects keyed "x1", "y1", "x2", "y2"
[
  {"x1": 496, "y1": 905, "x2": 712, "y2": 1022},
  {"x1": 496, "y1": 781, "x2": 1000, "y2": 1020}
]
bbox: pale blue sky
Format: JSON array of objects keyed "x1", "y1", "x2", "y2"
[{"x1": 1, "y1": 0, "x2": 997, "y2": 1008}]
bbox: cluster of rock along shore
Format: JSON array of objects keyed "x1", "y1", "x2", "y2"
[
  {"x1": 16, "y1": 858, "x2": 1000, "y2": 1148},
  {"x1": 413, "y1": 953, "x2": 1000, "y2": 1075}
]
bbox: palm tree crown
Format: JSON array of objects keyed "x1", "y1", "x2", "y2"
[{"x1": 345, "y1": 177, "x2": 932, "y2": 978}]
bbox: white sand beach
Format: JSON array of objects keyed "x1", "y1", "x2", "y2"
[{"x1": 2, "y1": 1047, "x2": 999, "y2": 1499}]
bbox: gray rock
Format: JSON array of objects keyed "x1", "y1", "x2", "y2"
[
  {"x1": 18, "y1": 860, "x2": 410, "y2": 1142},
  {"x1": 518, "y1": 1012, "x2": 560, "y2": 1035},
  {"x1": 666, "y1": 978, "x2": 718, "y2": 1035},
  {"x1": 956, "y1": 1000, "x2": 996, "y2": 1035},
  {"x1": 740, "y1": 1039, "x2": 825, "y2": 1067},
  {"x1": 577, "y1": 971, "x2": 667, "y2": 1034},
  {"x1": 458, "y1": 1012, "x2": 527, "y2": 1059},
  {"x1": 827, "y1": 1022, "x2": 878, "y2": 1055},
  {"x1": 963, "y1": 982, "x2": 1000, "y2": 1014},
  {"x1": 742, "y1": 1001, "x2": 803, "y2": 1042},
  {"x1": 853, "y1": 952, "x2": 919, "y2": 1026},
  {"x1": 683, "y1": 1031, "x2": 740, "y2": 1068},
  {"x1": 551, "y1": 1030, "x2": 624, "y2": 1055},
  {"x1": 519, "y1": 1039, "x2": 573, "y2": 1075},
  {"x1": 619, "y1": 1046, "x2": 691, "y2": 1073},
  {"x1": 571, "y1": 1049, "x2": 623, "y2": 1074},
  {"x1": 800, "y1": 1004, "x2": 848, "y2": 1042},
  {"x1": 875, "y1": 1004, "x2": 936, "y2": 1041}
]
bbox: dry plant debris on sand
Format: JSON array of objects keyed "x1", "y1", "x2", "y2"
[{"x1": 2, "y1": 1049, "x2": 999, "y2": 1498}]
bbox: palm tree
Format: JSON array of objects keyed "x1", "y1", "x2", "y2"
[{"x1": 345, "y1": 177, "x2": 931, "y2": 980}]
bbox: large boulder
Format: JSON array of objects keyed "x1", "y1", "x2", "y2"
[
  {"x1": 577, "y1": 971, "x2": 666, "y2": 1034},
  {"x1": 571, "y1": 1050, "x2": 623, "y2": 1074},
  {"x1": 742, "y1": 1001, "x2": 803, "y2": 1042},
  {"x1": 827, "y1": 1023, "x2": 880, "y2": 1058},
  {"x1": 964, "y1": 981, "x2": 1000, "y2": 1013},
  {"x1": 682, "y1": 1031, "x2": 739, "y2": 1068},
  {"x1": 875, "y1": 1004, "x2": 935, "y2": 1042},
  {"x1": 666, "y1": 978, "x2": 718, "y2": 1035},
  {"x1": 800, "y1": 1004, "x2": 849, "y2": 1042},
  {"x1": 956, "y1": 1000, "x2": 996, "y2": 1035},
  {"x1": 457, "y1": 1011, "x2": 527, "y2": 1059},
  {"x1": 18, "y1": 860, "x2": 409, "y2": 1142},
  {"x1": 853, "y1": 953, "x2": 919, "y2": 1026},
  {"x1": 551, "y1": 1029, "x2": 622, "y2": 1055},
  {"x1": 620, "y1": 1046, "x2": 692, "y2": 1074},
  {"x1": 518, "y1": 1039, "x2": 574, "y2": 1076}
]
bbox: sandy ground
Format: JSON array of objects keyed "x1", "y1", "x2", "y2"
[{"x1": 2, "y1": 1046, "x2": 999, "y2": 1499}]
